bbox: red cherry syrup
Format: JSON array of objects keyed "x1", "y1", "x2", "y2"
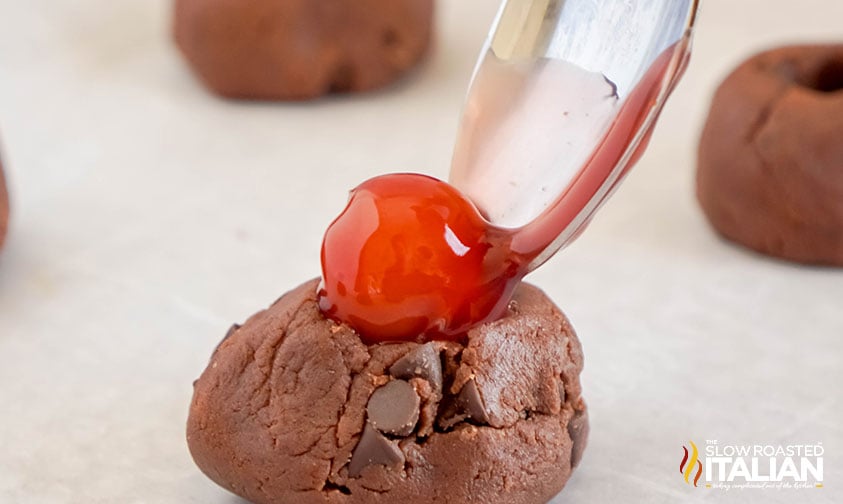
[
  {"x1": 318, "y1": 174, "x2": 526, "y2": 343},
  {"x1": 318, "y1": 43, "x2": 679, "y2": 343}
]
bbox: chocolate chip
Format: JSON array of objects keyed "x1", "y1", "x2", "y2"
[
  {"x1": 348, "y1": 423, "x2": 405, "y2": 478},
  {"x1": 389, "y1": 343, "x2": 442, "y2": 391},
  {"x1": 457, "y1": 379, "x2": 490, "y2": 424},
  {"x1": 367, "y1": 380, "x2": 420, "y2": 436},
  {"x1": 438, "y1": 378, "x2": 491, "y2": 429},
  {"x1": 568, "y1": 407, "x2": 589, "y2": 468}
]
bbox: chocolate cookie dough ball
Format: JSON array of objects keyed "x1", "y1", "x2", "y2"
[
  {"x1": 0, "y1": 157, "x2": 8, "y2": 250},
  {"x1": 174, "y1": 0, "x2": 434, "y2": 100},
  {"x1": 188, "y1": 279, "x2": 587, "y2": 504},
  {"x1": 697, "y1": 45, "x2": 843, "y2": 265}
]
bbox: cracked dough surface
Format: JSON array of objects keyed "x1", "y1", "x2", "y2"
[
  {"x1": 187, "y1": 279, "x2": 587, "y2": 504},
  {"x1": 697, "y1": 44, "x2": 843, "y2": 265}
]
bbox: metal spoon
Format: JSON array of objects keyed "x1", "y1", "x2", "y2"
[{"x1": 450, "y1": 0, "x2": 700, "y2": 271}]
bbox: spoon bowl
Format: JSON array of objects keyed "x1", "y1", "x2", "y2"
[{"x1": 450, "y1": 0, "x2": 700, "y2": 271}]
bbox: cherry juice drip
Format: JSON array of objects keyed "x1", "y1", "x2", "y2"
[{"x1": 318, "y1": 44, "x2": 679, "y2": 344}]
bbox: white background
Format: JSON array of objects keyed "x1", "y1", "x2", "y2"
[{"x1": 0, "y1": 0, "x2": 841, "y2": 502}]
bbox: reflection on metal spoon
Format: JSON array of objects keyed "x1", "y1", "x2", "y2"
[{"x1": 450, "y1": 0, "x2": 700, "y2": 271}]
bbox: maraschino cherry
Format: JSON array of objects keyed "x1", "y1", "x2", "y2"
[{"x1": 318, "y1": 174, "x2": 526, "y2": 343}]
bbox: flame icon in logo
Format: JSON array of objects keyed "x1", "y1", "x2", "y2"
[{"x1": 680, "y1": 440, "x2": 703, "y2": 487}]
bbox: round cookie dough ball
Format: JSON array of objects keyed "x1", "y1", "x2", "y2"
[
  {"x1": 187, "y1": 279, "x2": 588, "y2": 504},
  {"x1": 697, "y1": 45, "x2": 843, "y2": 265},
  {"x1": 174, "y1": 0, "x2": 434, "y2": 100}
]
